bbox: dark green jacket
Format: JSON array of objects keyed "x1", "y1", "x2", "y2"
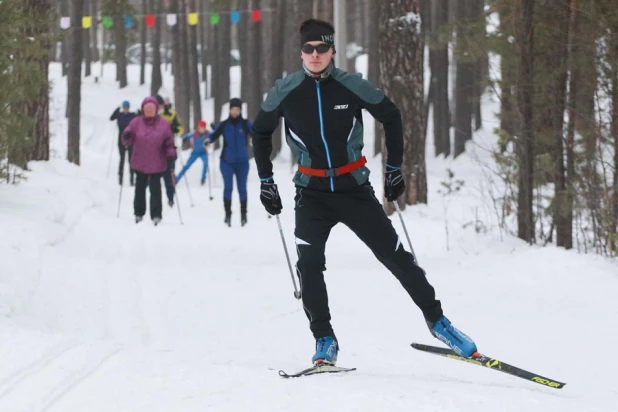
[{"x1": 252, "y1": 67, "x2": 403, "y2": 192}]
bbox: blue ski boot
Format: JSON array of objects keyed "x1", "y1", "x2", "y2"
[
  {"x1": 312, "y1": 336, "x2": 338, "y2": 365},
  {"x1": 428, "y1": 316, "x2": 477, "y2": 357}
]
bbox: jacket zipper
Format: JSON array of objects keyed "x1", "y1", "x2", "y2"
[{"x1": 315, "y1": 81, "x2": 335, "y2": 192}]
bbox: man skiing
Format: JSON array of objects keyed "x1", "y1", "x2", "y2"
[
  {"x1": 251, "y1": 19, "x2": 477, "y2": 366},
  {"x1": 110, "y1": 100, "x2": 137, "y2": 185}
]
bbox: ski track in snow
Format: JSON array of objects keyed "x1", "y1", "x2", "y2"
[
  {"x1": 38, "y1": 346, "x2": 121, "y2": 412},
  {"x1": 0, "y1": 334, "x2": 120, "y2": 412},
  {"x1": 0, "y1": 340, "x2": 77, "y2": 399}
]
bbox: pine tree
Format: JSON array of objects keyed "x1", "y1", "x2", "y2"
[
  {"x1": 0, "y1": 0, "x2": 53, "y2": 178},
  {"x1": 379, "y1": 0, "x2": 427, "y2": 211}
]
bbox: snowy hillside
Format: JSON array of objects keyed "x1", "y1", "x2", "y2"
[{"x1": 0, "y1": 61, "x2": 616, "y2": 411}]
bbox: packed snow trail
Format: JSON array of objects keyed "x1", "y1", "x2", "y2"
[{"x1": 0, "y1": 63, "x2": 616, "y2": 411}]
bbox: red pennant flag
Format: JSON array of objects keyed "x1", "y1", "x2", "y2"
[
  {"x1": 145, "y1": 14, "x2": 155, "y2": 27},
  {"x1": 251, "y1": 9, "x2": 262, "y2": 22}
]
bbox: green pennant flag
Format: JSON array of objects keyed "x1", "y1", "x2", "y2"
[
  {"x1": 102, "y1": 16, "x2": 113, "y2": 28},
  {"x1": 210, "y1": 12, "x2": 220, "y2": 25}
]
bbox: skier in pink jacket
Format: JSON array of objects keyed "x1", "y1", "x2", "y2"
[{"x1": 122, "y1": 96, "x2": 177, "y2": 225}]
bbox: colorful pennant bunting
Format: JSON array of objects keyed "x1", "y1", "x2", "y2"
[
  {"x1": 102, "y1": 16, "x2": 113, "y2": 28},
  {"x1": 59, "y1": 8, "x2": 276, "y2": 30},
  {"x1": 166, "y1": 13, "x2": 177, "y2": 26},
  {"x1": 60, "y1": 16, "x2": 70, "y2": 30}
]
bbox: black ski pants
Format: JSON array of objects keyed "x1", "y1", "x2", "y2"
[
  {"x1": 162, "y1": 167, "x2": 175, "y2": 203},
  {"x1": 117, "y1": 134, "x2": 134, "y2": 184},
  {"x1": 134, "y1": 172, "x2": 163, "y2": 219},
  {"x1": 294, "y1": 183, "x2": 443, "y2": 342}
]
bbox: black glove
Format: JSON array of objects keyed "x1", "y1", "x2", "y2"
[
  {"x1": 384, "y1": 165, "x2": 405, "y2": 202},
  {"x1": 260, "y1": 179, "x2": 282, "y2": 215}
]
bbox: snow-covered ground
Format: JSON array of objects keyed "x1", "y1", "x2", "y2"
[{"x1": 0, "y1": 59, "x2": 616, "y2": 411}]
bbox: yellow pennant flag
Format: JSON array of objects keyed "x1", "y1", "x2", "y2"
[
  {"x1": 82, "y1": 16, "x2": 92, "y2": 29},
  {"x1": 188, "y1": 12, "x2": 198, "y2": 26}
]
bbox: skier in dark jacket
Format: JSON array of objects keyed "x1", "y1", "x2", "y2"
[
  {"x1": 110, "y1": 100, "x2": 138, "y2": 185},
  {"x1": 252, "y1": 19, "x2": 477, "y2": 366},
  {"x1": 208, "y1": 98, "x2": 253, "y2": 227}
]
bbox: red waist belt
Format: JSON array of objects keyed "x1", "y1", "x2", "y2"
[{"x1": 298, "y1": 156, "x2": 367, "y2": 177}]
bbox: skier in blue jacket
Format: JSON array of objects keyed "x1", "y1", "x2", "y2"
[
  {"x1": 208, "y1": 98, "x2": 253, "y2": 227},
  {"x1": 176, "y1": 120, "x2": 209, "y2": 185},
  {"x1": 110, "y1": 100, "x2": 138, "y2": 185}
]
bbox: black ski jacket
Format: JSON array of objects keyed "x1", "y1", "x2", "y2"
[{"x1": 252, "y1": 65, "x2": 403, "y2": 192}]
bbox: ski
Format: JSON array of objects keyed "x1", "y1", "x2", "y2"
[
  {"x1": 411, "y1": 343, "x2": 566, "y2": 389},
  {"x1": 278, "y1": 364, "x2": 356, "y2": 378}
]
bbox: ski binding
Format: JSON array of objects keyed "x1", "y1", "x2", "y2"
[{"x1": 279, "y1": 362, "x2": 356, "y2": 378}]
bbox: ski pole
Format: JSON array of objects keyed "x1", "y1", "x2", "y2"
[
  {"x1": 176, "y1": 149, "x2": 195, "y2": 207},
  {"x1": 393, "y1": 201, "x2": 418, "y2": 264},
  {"x1": 174, "y1": 187, "x2": 184, "y2": 225},
  {"x1": 107, "y1": 136, "x2": 114, "y2": 177},
  {"x1": 276, "y1": 215, "x2": 301, "y2": 300},
  {"x1": 116, "y1": 181, "x2": 123, "y2": 218},
  {"x1": 207, "y1": 151, "x2": 213, "y2": 200}
]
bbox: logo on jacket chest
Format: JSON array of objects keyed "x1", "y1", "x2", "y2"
[{"x1": 334, "y1": 104, "x2": 349, "y2": 110}]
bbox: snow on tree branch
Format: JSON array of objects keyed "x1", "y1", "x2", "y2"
[{"x1": 388, "y1": 12, "x2": 421, "y2": 33}]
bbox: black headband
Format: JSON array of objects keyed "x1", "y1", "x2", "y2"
[{"x1": 300, "y1": 25, "x2": 334, "y2": 46}]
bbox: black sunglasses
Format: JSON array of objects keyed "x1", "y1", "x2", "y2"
[{"x1": 301, "y1": 43, "x2": 333, "y2": 54}]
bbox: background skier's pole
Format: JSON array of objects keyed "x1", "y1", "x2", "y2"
[
  {"x1": 207, "y1": 151, "x2": 213, "y2": 200},
  {"x1": 175, "y1": 189, "x2": 184, "y2": 225},
  {"x1": 176, "y1": 149, "x2": 194, "y2": 207},
  {"x1": 107, "y1": 136, "x2": 114, "y2": 177},
  {"x1": 116, "y1": 183, "x2": 123, "y2": 218}
]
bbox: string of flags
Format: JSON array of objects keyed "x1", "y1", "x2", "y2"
[{"x1": 60, "y1": 9, "x2": 272, "y2": 30}]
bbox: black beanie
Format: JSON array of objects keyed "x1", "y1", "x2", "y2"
[
  {"x1": 156, "y1": 95, "x2": 164, "y2": 105},
  {"x1": 300, "y1": 21, "x2": 334, "y2": 46},
  {"x1": 229, "y1": 98, "x2": 242, "y2": 109}
]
